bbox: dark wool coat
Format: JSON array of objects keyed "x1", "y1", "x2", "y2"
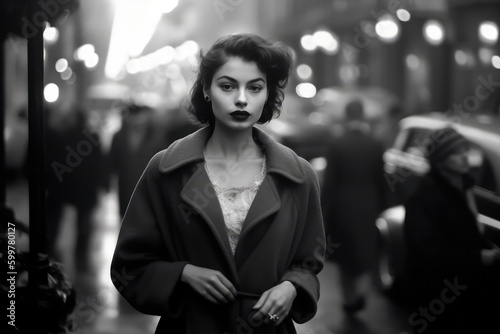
[
  {"x1": 108, "y1": 121, "x2": 169, "y2": 217},
  {"x1": 404, "y1": 170, "x2": 486, "y2": 286},
  {"x1": 111, "y1": 126, "x2": 326, "y2": 334},
  {"x1": 403, "y1": 170, "x2": 496, "y2": 332}
]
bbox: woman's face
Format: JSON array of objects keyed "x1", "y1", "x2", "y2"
[
  {"x1": 206, "y1": 56, "x2": 268, "y2": 131},
  {"x1": 441, "y1": 147, "x2": 470, "y2": 174}
]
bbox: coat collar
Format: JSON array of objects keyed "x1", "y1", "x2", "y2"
[{"x1": 159, "y1": 125, "x2": 306, "y2": 184}]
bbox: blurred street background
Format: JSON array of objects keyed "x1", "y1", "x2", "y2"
[{"x1": 2, "y1": 0, "x2": 500, "y2": 333}]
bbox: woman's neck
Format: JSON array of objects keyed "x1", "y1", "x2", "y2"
[{"x1": 205, "y1": 124, "x2": 262, "y2": 161}]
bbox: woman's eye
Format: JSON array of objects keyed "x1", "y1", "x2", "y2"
[
  {"x1": 249, "y1": 86, "x2": 263, "y2": 93},
  {"x1": 220, "y1": 84, "x2": 234, "y2": 91}
]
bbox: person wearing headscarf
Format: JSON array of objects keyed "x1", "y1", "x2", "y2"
[{"x1": 404, "y1": 126, "x2": 500, "y2": 333}]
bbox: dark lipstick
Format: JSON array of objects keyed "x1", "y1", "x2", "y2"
[{"x1": 230, "y1": 110, "x2": 250, "y2": 120}]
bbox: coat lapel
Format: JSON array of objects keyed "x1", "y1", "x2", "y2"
[
  {"x1": 180, "y1": 165, "x2": 237, "y2": 278},
  {"x1": 239, "y1": 175, "x2": 281, "y2": 240},
  {"x1": 160, "y1": 126, "x2": 307, "y2": 278},
  {"x1": 233, "y1": 175, "x2": 281, "y2": 268}
]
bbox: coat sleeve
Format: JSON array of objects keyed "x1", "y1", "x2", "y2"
[
  {"x1": 110, "y1": 153, "x2": 188, "y2": 317},
  {"x1": 320, "y1": 141, "x2": 341, "y2": 240},
  {"x1": 280, "y1": 160, "x2": 326, "y2": 324}
]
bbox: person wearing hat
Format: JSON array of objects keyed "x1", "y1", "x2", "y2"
[{"x1": 403, "y1": 126, "x2": 500, "y2": 333}]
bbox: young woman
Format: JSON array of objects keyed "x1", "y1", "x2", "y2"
[{"x1": 111, "y1": 33, "x2": 326, "y2": 334}]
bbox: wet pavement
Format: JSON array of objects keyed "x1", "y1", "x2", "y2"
[{"x1": 6, "y1": 176, "x2": 414, "y2": 334}]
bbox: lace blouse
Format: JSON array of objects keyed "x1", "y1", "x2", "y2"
[{"x1": 204, "y1": 157, "x2": 267, "y2": 255}]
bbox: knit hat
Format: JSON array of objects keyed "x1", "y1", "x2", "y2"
[{"x1": 422, "y1": 127, "x2": 469, "y2": 165}]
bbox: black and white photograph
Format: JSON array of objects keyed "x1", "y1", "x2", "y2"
[{"x1": 2, "y1": 0, "x2": 500, "y2": 333}]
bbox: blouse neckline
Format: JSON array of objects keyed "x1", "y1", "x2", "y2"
[{"x1": 204, "y1": 154, "x2": 267, "y2": 192}]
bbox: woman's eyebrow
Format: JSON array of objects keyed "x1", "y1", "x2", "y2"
[{"x1": 215, "y1": 75, "x2": 266, "y2": 84}]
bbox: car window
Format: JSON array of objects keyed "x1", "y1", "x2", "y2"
[
  {"x1": 468, "y1": 143, "x2": 497, "y2": 194},
  {"x1": 402, "y1": 128, "x2": 431, "y2": 153}
]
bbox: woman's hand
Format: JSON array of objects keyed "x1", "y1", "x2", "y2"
[
  {"x1": 181, "y1": 264, "x2": 236, "y2": 304},
  {"x1": 251, "y1": 281, "x2": 297, "y2": 326}
]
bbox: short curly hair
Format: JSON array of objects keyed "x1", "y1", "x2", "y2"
[{"x1": 188, "y1": 33, "x2": 293, "y2": 125}]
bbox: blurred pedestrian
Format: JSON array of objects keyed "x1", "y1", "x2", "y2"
[
  {"x1": 321, "y1": 99, "x2": 388, "y2": 314},
  {"x1": 107, "y1": 102, "x2": 169, "y2": 218},
  {"x1": 45, "y1": 107, "x2": 104, "y2": 271},
  {"x1": 404, "y1": 126, "x2": 500, "y2": 333},
  {"x1": 111, "y1": 33, "x2": 325, "y2": 333},
  {"x1": 164, "y1": 104, "x2": 203, "y2": 147}
]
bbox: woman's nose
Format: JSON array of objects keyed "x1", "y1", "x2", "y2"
[{"x1": 235, "y1": 89, "x2": 248, "y2": 108}]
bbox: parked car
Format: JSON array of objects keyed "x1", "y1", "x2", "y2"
[{"x1": 376, "y1": 112, "x2": 500, "y2": 295}]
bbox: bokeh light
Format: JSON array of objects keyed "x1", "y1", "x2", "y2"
[
  {"x1": 479, "y1": 21, "x2": 499, "y2": 44},
  {"x1": 84, "y1": 53, "x2": 99, "y2": 68},
  {"x1": 75, "y1": 44, "x2": 96, "y2": 61},
  {"x1": 375, "y1": 16, "x2": 400, "y2": 43},
  {"x1": 43, "y1": 26, "x2": 59, "y2": 44},
  {"x1": 296, "y1": 83, "x2": 317, "y2": 98},
  {"x1": 44, "y1": 83, "x2": 59, "y2": 103},
  {"x1": 61, "y1": 68, "x2": 73, "y2": 80},
  {"x1": 423, "y1": 20, "x2": 445, "y2": 45},
  {"x1": 492, "y1": 55, "x2": 500, "y2": 69},
  {"x1": 55, "y1": 58, "x2": 69, "y2": 73},
  {"x1": 296, "y1": 64, "x2": 313, "y2": 80},
  {"x1": 396, "y1": 9, "x2": 411, "y2": 22},
  {"x1": 301, "y1": 34, "x2": 317, "y2": 51},
  {"x1": 406, "y1": 54, "x2": 420, "y2": 70},
  {"x1": 313, "y1": 30, "x2": 339, "y2": 54}
]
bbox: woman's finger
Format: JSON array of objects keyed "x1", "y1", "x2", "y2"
[
  {"x1": 206, "y1": 285, "x2": 228, "y2": 303},
  {"x1": 217, "y1": 274, "x2": 237, "y2": 299},
  {"x1": 252, "y1": 296, "x2": 274, "y2": 323},
  {"x1": 210, "y1": 278, "x2": 235, "y2": 302},
  {"x1": 252, "y1": 290, "x2": 269, "y2": 310},
  {"x1": 202, "y1": 291, "x2": 220, "y2": 304}
]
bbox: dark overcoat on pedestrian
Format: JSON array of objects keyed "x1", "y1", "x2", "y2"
[
  {"x1": 404, "y1": 170, "x2": 498, "y2": 333},
  {"x1": 321, "y1": 129, "x2": 387, "y2": 274},
  {"x1": 404, "y1": 170, "x2": 486, "y2": 285},
  {"x1": 110, "y1": 126, "x2": 326, "y2": 334},
  {"x1": 108, "y1": 120, "x2": 169, "y2": 217}
]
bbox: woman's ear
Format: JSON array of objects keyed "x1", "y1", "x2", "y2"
[
  {"x1": 201, "y1": 79, "x2": 208, "y2": 94},
  {"x1": 202, "y1": 81, "x2": 210, "y2": 100},
  {"x1": 203, "y1": 88, "x2": 211, "y2": 102}
]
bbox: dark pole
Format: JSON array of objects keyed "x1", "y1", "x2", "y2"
[
  {"x1": 27, "y1": 0, "x2": 47, "y2": 330},
  {"x1": 0, "y1": 1, "x2": 6, "y2": 207}
]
